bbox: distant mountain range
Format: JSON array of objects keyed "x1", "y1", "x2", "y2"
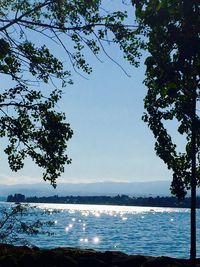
[{"x1": 0, "y1": 180, "x2": 174, "y2": 198}]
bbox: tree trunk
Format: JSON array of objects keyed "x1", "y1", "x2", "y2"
[{"x1": 190, "y1": 93, "x2": 197, "y2": 262}]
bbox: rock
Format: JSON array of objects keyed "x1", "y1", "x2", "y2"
[
  {"x1": 0, "y1": 255, "x2": 18, "y2": 267},
  {"x1": 37, "y1": 250, "x2": 78, "y2": 267},
  {"x1": 0, "y1": 244, "x2": 197, "y2": 267},
  {"x1": 143, "y1": 256, "x2": 185, "y2": 267},
  {"x1": 100, "y1": 251, "x2": 127, "y2": 263},
  {"x1": 77, "y1": 256, "x2": 107, "y2": 267},
  {"x1": 17, "y1": 253, "x2": 37, "y2": 267},
  {"x1": 0, "y1": 243, "x2": 15, "y2": 255},
  {"x1": 113, "y1": 255, "x2": 146, "y2": 267}
]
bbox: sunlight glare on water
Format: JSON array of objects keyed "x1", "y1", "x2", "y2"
[{"x1": 37, "y1": 203, "x2": 182, "y2": 213}]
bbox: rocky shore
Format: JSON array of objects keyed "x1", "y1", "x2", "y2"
[{"x1": 0, "y1": 244, "x2": 199, "y2": 267}]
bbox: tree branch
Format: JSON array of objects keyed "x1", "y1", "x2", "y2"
[
  {"x1": 0, "y1": 1, "x2": 53, "y2": 31},
  {"x1": 16, "y1": 19, "x2": 138, "y2": 32}
]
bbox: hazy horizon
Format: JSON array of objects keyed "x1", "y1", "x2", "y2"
[
  {"x1": 0, "y1": 179, "x2": 171, "y2": 186},
  {"x1": 0, "y1": 180, "x2": 173, "y2": 197}
]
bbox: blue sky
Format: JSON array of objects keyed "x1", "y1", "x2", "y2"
[
  {"x1": 0, "y1": 1, "x2": 176, "y2": 185},
  {"x1": 0, "y1": 46, "x2": 173, "y2": 185},
  {"x1": 63, "y1": 57, "x2": 173, "y2": 184}
]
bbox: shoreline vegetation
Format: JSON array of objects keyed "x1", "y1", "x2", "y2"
[
  {"x1": 6, "y1": 193, "x2": 200, "y2": 208},
  {"x1": 0, "y1": 244, "x2": 197, "y2": 267}
]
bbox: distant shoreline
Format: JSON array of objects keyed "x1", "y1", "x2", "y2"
[{"x1": 6, "y1": 194, "x2": 199, "y2": 208}]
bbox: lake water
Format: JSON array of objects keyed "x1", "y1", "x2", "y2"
[{"x1": 1, "y1": 202, "x2": 199, "y2": 258}]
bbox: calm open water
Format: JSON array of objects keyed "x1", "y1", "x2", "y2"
[{"x1": 1, "y1": 203, "x2": 199, "y2": 258}]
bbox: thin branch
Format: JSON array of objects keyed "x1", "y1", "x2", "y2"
[
  {"x1": 75, "y1": 31, "x2": 104, "y2": 63},
  {"x1": 52, "y1": 28, "x2": 89, "y2": 79},
  {"x1": 17, "y1": 19, "x2": 138, "y2": 32},
  {"x1": 0, "y1": 1, "x2": 53, "y2": 31},
  {"x1": 0, "y1": 102, "x2": 40, "y2": 108},
  {"x1": 92, "y1": 30, "x2": 131, "y2": 77},
  {"x1": 29, "y1": 27, "x2": 60, "y2": 45}
]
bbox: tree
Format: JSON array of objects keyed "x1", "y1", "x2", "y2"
[
  {"x1": 0, "y1": 0, "x2": 140, "y2": 187},
  {"x1": 0, "y1": 203, "x2": 56, "y2": 245},
  {"x1": 131, "y1": 0, "x2": 200, "y2": 262}
]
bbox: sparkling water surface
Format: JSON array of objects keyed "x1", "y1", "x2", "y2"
[{"x1": 1, "y1": 203, "x2": 199, "y2": 258}]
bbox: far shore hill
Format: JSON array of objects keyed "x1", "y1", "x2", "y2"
[
  {"x1": 0, "y1": 180, "x2": 199, "y2": 200},
  {"x1": 0, "y1": 181, "x2": 174, "y2": 198}
]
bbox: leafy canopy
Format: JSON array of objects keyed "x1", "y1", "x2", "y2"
[
  {"x1": 0, "y1": 0, "x2": 140, "y2": 186},
  {"x1": 132, "y1": 0, "x2": 200, "y2": 199}
]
